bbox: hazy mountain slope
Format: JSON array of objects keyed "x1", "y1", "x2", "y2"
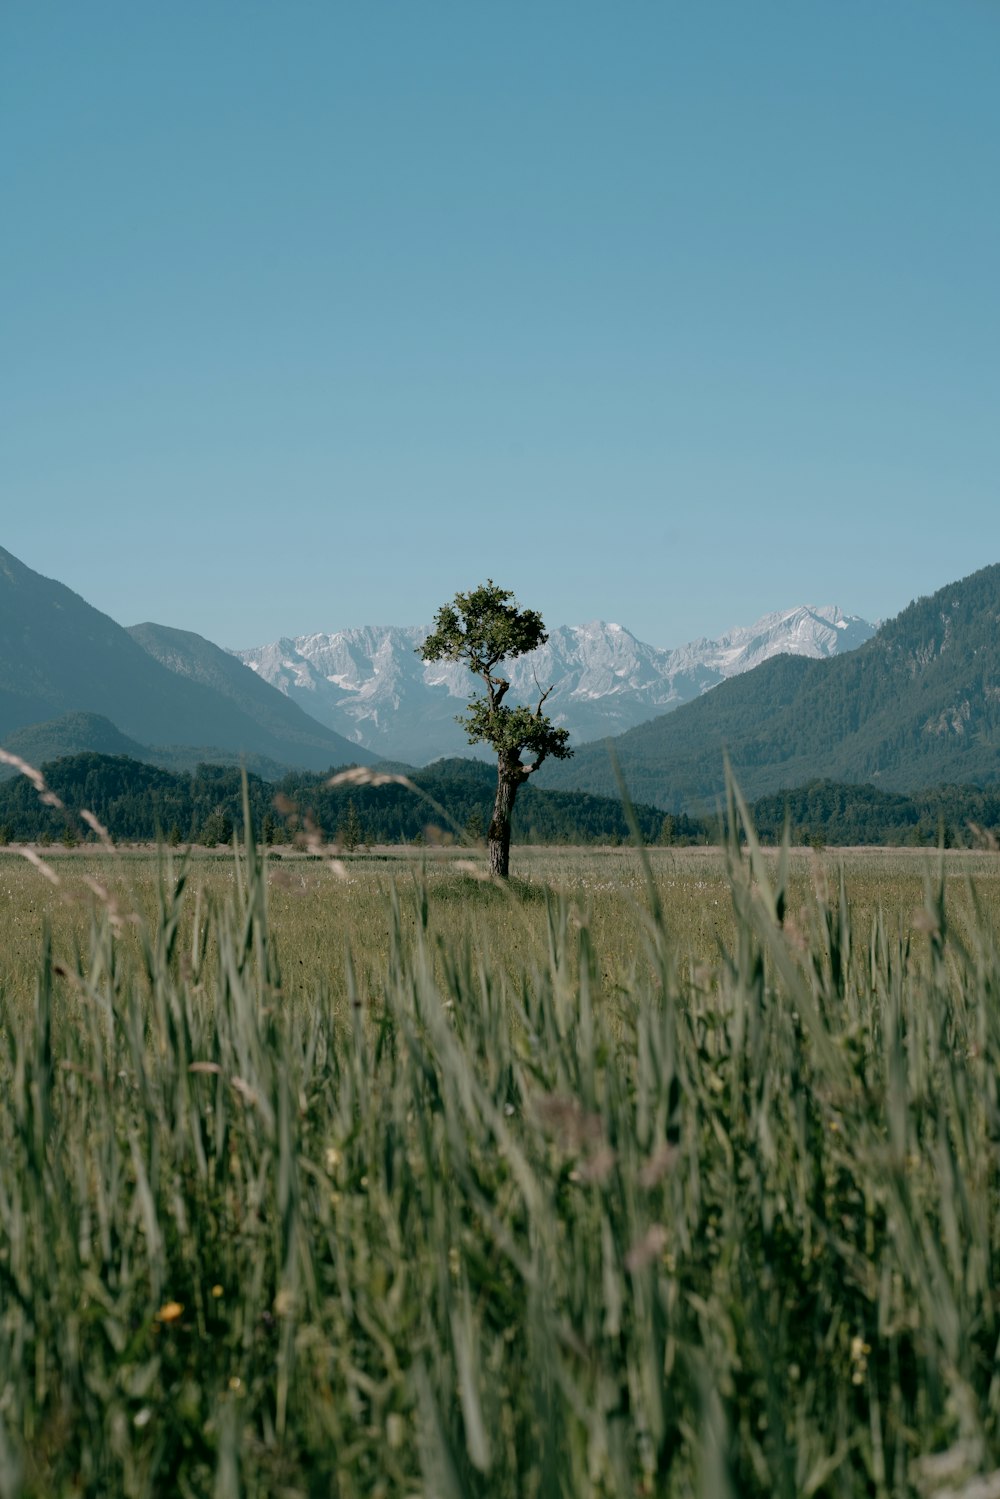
[
  {"x1": 0, "y1": 710, "x2": 308, "y2": 784},
  {"x1": 0, "y1": 546, "x2": 192, "y2": 741},
  {"x1": 539, "y1": 564, "x2": 1000, "y2": 810},
  {"x1": 0, "y1": 547, "x2": 374, "y2": 773},
  {"x1": 236, "y1": 606, "x2": 873, "y2": 763},
  {"x1": 127, "y1": 622, "x2": 376, "y2": 767}
]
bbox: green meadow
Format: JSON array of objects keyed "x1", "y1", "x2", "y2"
[{"x1": 2, "y1": 826, "x2": 1000, "y2": 1495}]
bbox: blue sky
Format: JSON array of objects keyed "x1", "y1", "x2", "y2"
[{"x1": 3, "y1": 2, "x2": 998, "y2": 649}]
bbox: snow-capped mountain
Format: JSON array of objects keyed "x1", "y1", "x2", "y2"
[{"x1": 233, "y1": 605, "x2": 874, "y2": 765}]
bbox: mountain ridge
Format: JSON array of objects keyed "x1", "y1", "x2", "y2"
[{"x1": 235, "y1": 604, "x2": 874, "y2": 763}]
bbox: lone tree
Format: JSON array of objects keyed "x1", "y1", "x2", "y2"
[{"x1": 420, "y1": 581, "x2": 573, "y2": 878}]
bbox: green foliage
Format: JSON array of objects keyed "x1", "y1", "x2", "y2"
[
  {"x1": 460, "y1": 697, "x2": 571, "y2": 764},
  {"x1": 198, "y1": 806, "x2": 234, "y2": 847},
  {"x1": 421, "y1": 579, "x2": 548, "y2": 677}
]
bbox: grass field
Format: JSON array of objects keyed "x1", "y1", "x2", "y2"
[
  {"x1": 2, "y1": 823, "x2": 1000, "y2": 1495},
  {"x1": 4, "y1": 841, "x2": 999, "y2": 1016}
]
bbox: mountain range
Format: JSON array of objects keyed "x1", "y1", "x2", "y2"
[
  {"x1": 539, "y1": 563, "x2": 1000, "y2": 810},
  {"x1": 3, "y1": 541, "x2": 998, "y2": 816},
  {"x1": 234, "y1": 606, "x2": 874, "y2": 763}
]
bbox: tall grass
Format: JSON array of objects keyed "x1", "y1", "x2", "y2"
[{"x1": 1, "y1": 796, "x2": 1000, "y2": 1494}]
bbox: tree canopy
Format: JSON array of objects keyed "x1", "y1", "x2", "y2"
[{"x1": 421, "y1": 581, "x2": 573, "y2": 875}]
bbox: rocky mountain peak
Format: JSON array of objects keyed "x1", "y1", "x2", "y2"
[{"x1": 234, "y1": 605, "x2": 874, "y2": 764}]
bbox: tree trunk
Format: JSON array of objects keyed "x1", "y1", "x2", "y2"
[{"x1": 488, "y1": 758, "x2": 522, "y2": 878}]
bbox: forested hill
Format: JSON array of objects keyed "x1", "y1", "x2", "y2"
[
  {"x1": 0, "y1": 753, "x2": 684, "y2": 847},
  {"x1": 540, "y1": 563, "x2": 1000, "y2": 810}
]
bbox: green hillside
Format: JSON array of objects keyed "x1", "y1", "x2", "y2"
[
  {"x1": 0, "y1": 711, "x2": 150, "y2": 773},
  {"x1": 541, "y1": 563, "x2": 1000, "y2": 810}
]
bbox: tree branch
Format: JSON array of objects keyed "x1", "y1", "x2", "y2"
[
  {"x1": 486, "y1": 674, "x2": 509, "y2": 707},
  {"x1": 533, "y1": 683, "x2": 553, "y2": 717}
]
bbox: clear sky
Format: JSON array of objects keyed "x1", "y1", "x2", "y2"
[{"x1": 3, "y1": 2, "x2": 998, "y2": 650}]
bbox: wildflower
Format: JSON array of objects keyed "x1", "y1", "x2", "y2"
[
  {"x1": 156, "y1": 1301, "x2": 184, "y2": 1323},
  {"x1": 850, "y1": 1334, "x2": 870, "y2": 1385}
]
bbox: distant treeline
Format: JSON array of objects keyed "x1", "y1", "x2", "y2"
[
  {"x1": 1, "y1": 753, "x2": 999, "y2": 851},
  {"x1": 0, "y1": 753, "x2": 694, "y2": 848},
  {"x1": 749, "y1": 778, "x2": 1000, "y2": 849}
]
